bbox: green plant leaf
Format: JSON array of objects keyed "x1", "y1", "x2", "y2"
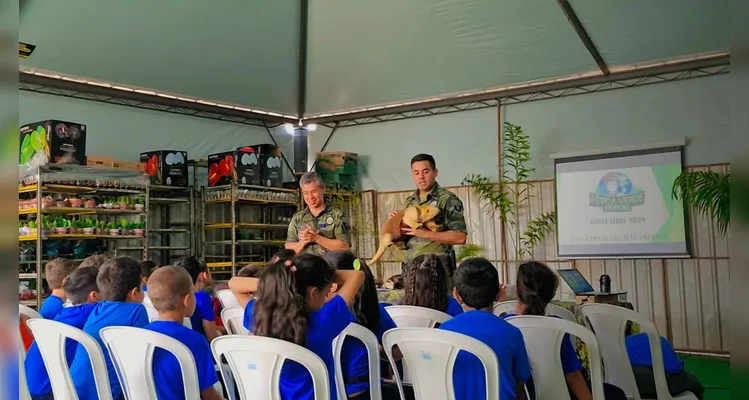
[
  {"x1": 520, "y1": 211, "x2": 557, "y2": 258},
  {"x1": 456, "y1": 243, "x2": 483, "y2": 261},
  {"x1": 671, "y1": 170, "x2": 730, "y2": 235}
]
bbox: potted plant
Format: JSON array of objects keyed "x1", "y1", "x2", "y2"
[
  {"x1": 118, "y1": 196, "x2": 129, "y2": 210},
  {"x1": 84, "y1": 198, "x2": 96, "y2": 208},
  {"x1": 40, "y1": 216, "x2": 52, "y2": 236},
  {"x1": 134, "y1": 198, "x2": 145, "y2": 212},
  {"x1": 68, "y1": 196, "x2": 83, "y2": 208},
  {"x1": 107, "y1": 222, "x2": 120, "y2": 236},
  {"x1": 132, "y1": 221, "x2": 145, "y2": 236},
  {"x1": 96, "y1": 220, "x2": 107, "y2": 235},
  {"x1": 672, "y1": 170, "x2": 730, "y2": 235},
  {"x1": 54, "y1": 217, "x2": 70, "y2": 235},
  {"x1": 81, "y1": 218, "x2": 95, "y2": 235}
]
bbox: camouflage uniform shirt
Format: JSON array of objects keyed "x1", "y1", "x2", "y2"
[
  {"x1": 286, "y1": 205, "x2": 351, "y2": 256},
  {"x1": 402, "y1": 183, "x2": 467, "y2": 262}
]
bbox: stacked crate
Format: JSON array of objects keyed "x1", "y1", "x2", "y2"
[{"x1": 314, "y1": 152, "x2": 358, "y2": 192}]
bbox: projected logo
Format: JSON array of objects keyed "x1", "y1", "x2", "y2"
[{"x1": 589, "y1": 172, "x2": 644, "y2": 212}]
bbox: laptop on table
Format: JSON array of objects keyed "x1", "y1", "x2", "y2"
[{"x1": 557, "y1": 269, "x2": 626, "y2": 296}]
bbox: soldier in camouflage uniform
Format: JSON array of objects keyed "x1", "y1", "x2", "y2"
[
  {"x1": 286, "y1": 172, "x2": 351, "y2": 256},
  {"x1": 391, "y1": 154, "x2": 467, "y2": 281}
]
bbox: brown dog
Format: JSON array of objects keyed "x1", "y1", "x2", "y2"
[{"x1": 369, "y1": 205, "x2": 441, "y2": 265}]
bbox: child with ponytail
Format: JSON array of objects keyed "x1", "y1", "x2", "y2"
[
  {"x1": 228, "y1": 253, "x2": 364, "y2": 400},
  {"x1": 505, "y1": 261, "x2": 626, "y2": 400},
  {"x1": 322, "y1": 251, "x2": 400, "y2": 399}
]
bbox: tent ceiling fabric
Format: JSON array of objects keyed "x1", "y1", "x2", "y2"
[
  {"x1": 19, "y1": 0, "x2": 300, "y2": 115},
  {"x1": 19, "y1": 0, "x2": 729, "y2": 119}
]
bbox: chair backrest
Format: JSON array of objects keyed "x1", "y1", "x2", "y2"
[
  {"x1": 26, "y1": 319, "x2": 114, "y2": 400},
  {"x1": 143, "y1": 304, "x2": 192, "y2": 329},
  {"x1": 19, "y1": 304, "x2": 41, "y2": 320},
  {"x1": 332, "y1": 323, "x2": 381, "y2": 400},
  {"x1": 492, "y1": 301, "x2": 578, "y2": 324},
  {"x1": 18, "y1": 334, "x2": 31, "y2": 400},
  {"x1": 382, "y1": 328, "x2": 499, "y2": 400},
  {"x1": 221, "y1": 306, "x2": 250, "y2": 335},
  {"x1": 506, "y1": 315, "x2": 605, "y2": 400},
  {"x1": 216, "y1": 289, "x2": 241, "y2": 309},
  {"x1": 384, "y1": 305, "x2": 452, "y2": 328},
  {"x1": 211, "y1": 335, "x2": 329, "y2": 400},
  {"x1": 579, "y1": 304, "x2": 674, "y2": 400},
  {"x1": 100, "y1": 326, "x2": 200, "y2": 400}
]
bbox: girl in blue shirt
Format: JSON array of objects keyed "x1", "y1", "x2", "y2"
[
  {"x1": 401, "y1": 254, "x2": 463, "y2": 318},
  {"x1": 322, "y1": 251, "x2": 400, "y2": 400},
  {"x1": 228, "y1": 254, "x2": 365, "y2": 400},
  {"x1": 509, "y1": 262, "x2": 626, "y2": 400}
]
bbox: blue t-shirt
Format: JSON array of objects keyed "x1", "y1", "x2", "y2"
[
  {"x1": 503, "y1": 313, "x2": 582, "y2": 374},
  {"x1": 5, "y1": 354, "x2": 19, "y2": 400},
  {"x1": 144, "y1": 321, "x2": 219, "y2": 399},
  {"x1": 441, "y1": 310, "x2": 531, "y2": 400},
  {"x1": 69, "y1": 301, "x2": 149, "y2": 400},
  {"x1": 341, "y1": 305, "x2": 399, "y2": 396},
  {"x1": 280, "y1": 295, "x2": 352, "y2": 400},
  {"x1": 625, "y1": 333, "x2": 684, "y2": 374},
  {"x1": 25, "y1": 303, "x2": 97, "y2": 396},
  {"x1": 446, "y1": 297, "x2": 464, "y2": 317},
  {"x1": 39, "y1": 295, "x2": 64, "y2": 319},
  {"x1": 242, "y1": 298, "x2": 257, "y2": 331},
  {"x1": 190, "y1": 291, "x2": 216, "y2": 337}
]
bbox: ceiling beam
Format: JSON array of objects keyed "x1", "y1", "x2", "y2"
[
  {"x1": 297, "y1": 0, "x2": 309, "y2": 118},
  {"x1": 304, "y1": 53, "x2": 729, "y2": 125},
  {"x1": 20, "y1": 70, "x2": 297, "y2": 125},
  {"x1": 556, "y1": 0, "x2": 609, "y2": 75}
]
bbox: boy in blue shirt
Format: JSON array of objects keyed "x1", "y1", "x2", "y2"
[
  {"x1": 39, "y1": 258, "x2": 77, "y2": 319},
  {"x1": 174, "y1": 257, "x2": 221, "y2": 343},
  {"x1": 69, "y1": 257, "x2": 149, "y2": 400},
  {"x1": 439, "y1": 257, "x2": 531, "y2": 400},
  {"x1": 26, "y1": 267, "x2": 100, "y2": 400},
  {"x1": 143, "y1": 265, "x2": 223, "y2": 400},
  {"x1": 626, "y1": 331, "x2": 704, "y2": 399}
]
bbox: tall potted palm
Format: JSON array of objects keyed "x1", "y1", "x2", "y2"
[{"x1": 671, "y1": 170, "x2": 730, "y2": 235}]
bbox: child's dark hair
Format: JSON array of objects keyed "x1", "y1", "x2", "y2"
[
  {"x1": 63, "y1": 267, "x2": 99, "y2": 305},
  {"x1": 516, "y1": 261, "x2": 558, "y2": 316},
  {"x1": 237, "y1": 264, "x2": 262, "y2": 278},
  {"x1": 173, "y1": 257, "x2": 207, "y2": 284},
  {"x1": 78, "y1": 254, "x2": 109, "y2": 270},
  {"x1": 322, "y1": 250, "x2": 380, "y2": 334},
  {"x1": 270, "y1": 249, "x2": 296, "y2": 264},
  {"x1": 45, "y1": 258, "x2": 76, "y2": 290},
  {"x1": 141, "y1": 260, "x2": 158, "y2": 280},
  {"x1": 97, "y1": 257, "x2": 143, "y2": 301},
  {"x1": 402, "y1": 254, "x2": 448, "y2": 313},
  {"x1": 454, "y1": 258, "x2": 499, "y2": 309},
  {"x1": 387, "y1": 274, "x2": 404, "y2": 290},
  {"x1": 252, "y1": 254, "x2": 335, "y2": 346}
]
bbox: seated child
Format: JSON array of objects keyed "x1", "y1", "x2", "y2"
[
  {"x1": 505, "y1": 262, "x2": 626, "y2": 400},
  {"x1": 439, "y1": 257, "x2": 531, "y2": 400},
  {"x1": 626, "y1": 331, "x2": 704, "y2": 399},
  {"x1": 26, "y1": 267, "x2": 100, "y2": 400},
  {"x1": 401, "y1": 254, "x2": 463, "y2": 317},
  {"x1": 234, "y1": 249, "x2": 296, "y2": 330},
  {"x1": 39, "y1": 258, "x2": 76, "y2": 319},
  {"x1": 69, "y1": 257, "x2": 148, "y2": 400},
  {"x1": 78, "y1": 254, "x2": 109, "y2": 270},
  {"x1": 228, "y1": 254, "x2": 364, "y2": 400},
  {"x1": 143, "y1": 265, "x2": 223, "y2": 400},
  {"x1": 174, "y1": 257, "x2": 220, "y2": 342},
  {"x1": 322, "y1": 250, "x2": 400, "y2": 400}
]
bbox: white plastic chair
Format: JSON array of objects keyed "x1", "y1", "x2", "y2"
[
  {"x1": 221, "y1": 306, "x2": 250, "y2": 335},
  {"x1": 143, "y1": 304, "x2": 192, "y2": 328},
  {"x1": 332, "y1": 323, "x2": 381, "y2": 400},
  {"x1": 216, "y1": 289, "x2": 241, "y2": 309},
  {"x1": 19, "y1": 304, "x2": 41, "y2": 320},
  {"x1": 382, "y1": 327, "x2": 499, "y2": 400},
  {"x1": 506, "y1": 315, "x2": 605, "y2": 400},
  {"x1": 579, "y1": 304, "x2": 697, "y2": 400},
  {"x1": 384, "y1": 305, "x2": 451, "y2": 328},
  {"x1": 18, "y1": 334, "x2": 31, "y2": 400},
  {"x1": 100, "y1": 326, "x2": 200, "y2": 400},
  {"x1": 26, "y1": 319, "x2": 114, "y2": 400},
  {"x1": 492, "y1": 301, "x2": 578, "y2": 324},
  {"x1": 211, "y1": 335, "x2": 330, "y2": 400}
]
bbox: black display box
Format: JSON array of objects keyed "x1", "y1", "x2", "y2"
[
  {"x1": 140, "y1": 150, "x2": 188, "y2": 187},
  {"x1": 19, "y1": 120, "x2": 87, "y2": 165}
]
